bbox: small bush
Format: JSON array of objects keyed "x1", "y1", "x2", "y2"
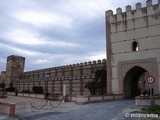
[
  {"x1": 0, "y1": 82, "x2": 5, "y2": 90},
  {"x1": 32, "y1": 86, "x2": 43, "y2": 93},
  {"x1": 6, "y1": 87, "x2": 15, "y2": 92},
  {"x1": 21, "y1": 90, "x2": 31, "y2": 93},
  {"x1": 142, "y1": 105, "x2": 160, "y2": 115}
]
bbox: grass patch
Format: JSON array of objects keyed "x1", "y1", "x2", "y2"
[{"x1": 141, "y1": 105, "x2": 160, "y2": 115}]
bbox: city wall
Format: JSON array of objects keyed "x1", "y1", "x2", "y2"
[{"x1": 12, "y1": 58, "x2": 106, "y2": 97}]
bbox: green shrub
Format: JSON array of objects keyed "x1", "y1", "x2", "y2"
[
  {"x1": 85, "y1": 69, "x2": 107, "y2": 95},
  {"x1": 142, "y1": 105, "x2": 160, "y2": 115},
  {"x1": 85, "y1": 81, "x2": 97, "y2": 95},
  {"x1": 6, "y1": 87, "x2": 15, "y2": 92},
  {"x1": 22, "y1": 90, "x2": 31, "y2": 93},
  {"x1": 95, "y1": 69, "x2": 106, "y2": 95},
  {"x1": 32, "y1": 86, "x2": 43, "y2": 93},
  {"x1": 0, "y1": 82, "x2": 5, "y2": 90}
]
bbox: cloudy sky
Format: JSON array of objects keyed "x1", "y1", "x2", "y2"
[{"x1": 0, "y1": 0, "x2": 156, "y2": 72}]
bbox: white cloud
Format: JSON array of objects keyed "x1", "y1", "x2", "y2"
[
  {"x1": 57, "y1": 0, "x2": 141, "y2": 19},
  {"x1": 12, "y1": 47, "x2": 42, "y2": 56},
  {"x1": 58, "y1": 0, "x2": 110, "y2": 19},
  {"x1": 2, "y1": 28, "x2": 79, "y2": 47},
  {"x1": 61, "y1": 0, "x2": 147, "y2": 18},
  {"x1": 13, "y1": 10, "x2": 72, "y2": 28},
  {"x1": 46, "y1": 40, "x2": 79, "y2": 47},
  {"x1": 0, "y1": 58, "x2": 6, "y2": 64},
  {"x1": 0, "y1": 42, "x2": 42, "y2": 56},
  {"x1": 34, "y1": 59, "x2": 49, "y2": 64},
  {"x1": 0, "y1": 0, "x2": 148, "y2": 71},
  {"x1": 4, "y1": 29, "x2": 42, "y2": 45},
  {"x1": 89, "y1": 51, "x2": 106, "y2": 60}
]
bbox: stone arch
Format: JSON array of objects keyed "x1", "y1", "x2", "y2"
[
  {"x1": 118, "y1": 58, "x2": 158, "y2": 98},
  {"x1": 123, "y1": 66, "x2": 149, "y2": 98}
]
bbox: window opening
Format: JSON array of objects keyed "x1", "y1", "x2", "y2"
[{"x1": 132, "y1": 41, "x2": 139, "y2": 51}]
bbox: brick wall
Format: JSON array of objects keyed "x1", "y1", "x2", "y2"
[{"x1": 13, "y1": 59, "x2": 106, "y2": 96}]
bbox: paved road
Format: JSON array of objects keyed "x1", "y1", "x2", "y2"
[
  {"x1": 3, "y1": 96, "x2": 156, "y2": 120},
  {"x1": 18, "y1": 100, "x2": 135, "y2": 120}
]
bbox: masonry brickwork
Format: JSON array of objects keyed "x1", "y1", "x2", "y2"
[
  {"x1": 105, "y1": 0, "x2": 160, "y2": 97},
  {"x1": 1, "y1": 0, "x2": 160, "y2": 99},
  {"x1": 5, "y1": 55, "x2": 25, "y2": 88},
  {"x1": 1, "y1": 55, "x2": 106, "y2": 97}
]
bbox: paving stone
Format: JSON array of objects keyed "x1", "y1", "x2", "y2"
[{"x1": 2, "y1": 96, "x2": 158, "y2": 120}]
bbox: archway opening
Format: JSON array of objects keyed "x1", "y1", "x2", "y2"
[{"x1": 124, "y1": 66, "x2": 148, "y2": 99}]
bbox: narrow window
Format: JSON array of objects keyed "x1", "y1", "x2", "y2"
[{"x1": 132, "y1": 41, "x2": 139, "y2": 51}]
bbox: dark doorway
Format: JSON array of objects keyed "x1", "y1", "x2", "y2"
[{"x1": 124, "y1": 66, "x2": 147, "y2": 99}]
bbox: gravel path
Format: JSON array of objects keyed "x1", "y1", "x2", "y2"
[
  {"x1": 2, "y1": 96, "x2": 159, "y2": 120},
  {"x1": 19, "y1": 100, "x2": 135, "y2": 120}
]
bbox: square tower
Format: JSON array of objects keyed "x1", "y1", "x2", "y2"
[
  {"x1": 106, "y1": 0, "x2": 160, "y2": 98},
  {"x1": 5, "y1": 55, "x2": 25, "y2": 88}
]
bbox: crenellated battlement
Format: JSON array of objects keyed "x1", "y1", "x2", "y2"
[
  {"x1": 7, "y1": 55, "x2": 25, "y2": 61},
  {"x1": 25, "y1": 59, "x2": 106, "y2": 73},
  {"x1": 106, "y1": 0, "x2": 160, "y2": 23},
  {"x1": 3, "y1": 54, "x2": 107, "y2": 95},
  {"x1": 105, "y1": 0, "x2": 160, "y2": 96}
]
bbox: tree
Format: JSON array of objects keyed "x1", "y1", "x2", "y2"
[
  {"x1": 85, "y1": 69, "x2": 107, "y2": 95},
  {"x1": 0, "y1": 82, "x2": 5, "y2": 90},
  {"x1": 85, "y1": 81, "x2": 97, "y2": 95},
  {"x1": 95, "y1": 69, "x2": 107, "y2": 95}
]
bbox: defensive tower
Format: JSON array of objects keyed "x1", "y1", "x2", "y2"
[
  {"x1": 5, "y1": 55, "x2": 25, "y2": 87},
  {"x1": 105, "y1": 0, "x2": 160, "y2": 98}
]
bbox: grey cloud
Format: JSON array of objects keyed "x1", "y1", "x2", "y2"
[{"x1": 0, "y1": 0, "x2": 147, "y2": 72}]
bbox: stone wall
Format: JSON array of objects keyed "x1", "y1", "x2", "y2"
[
  {"x1": 106, "y1": 0, "x2": 160, "y2": 95},
  {"x1": 13, "y1": 59, "x2": 106, "y2": 96},
  {"x1": 0, "y1": 71, "x2": 6, "y2": 83},
  {"x1": 5, "y1": 55, "x2": 25, "y2": 88}
]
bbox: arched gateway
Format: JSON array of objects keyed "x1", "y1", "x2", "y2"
[
  {"x1": 117, "y1": 58, "x2": 158, "y2": 99},
  {"x1": 123, "y1": 66, "x2": 149, "y2": 98},
  {"x1": 105, "y1": 1, "x2": 160, "y2": 98}
]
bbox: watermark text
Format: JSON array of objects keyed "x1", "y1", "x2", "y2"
[{"x1": 125, "y1": 113, "x2": 158, "y2": 118}]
